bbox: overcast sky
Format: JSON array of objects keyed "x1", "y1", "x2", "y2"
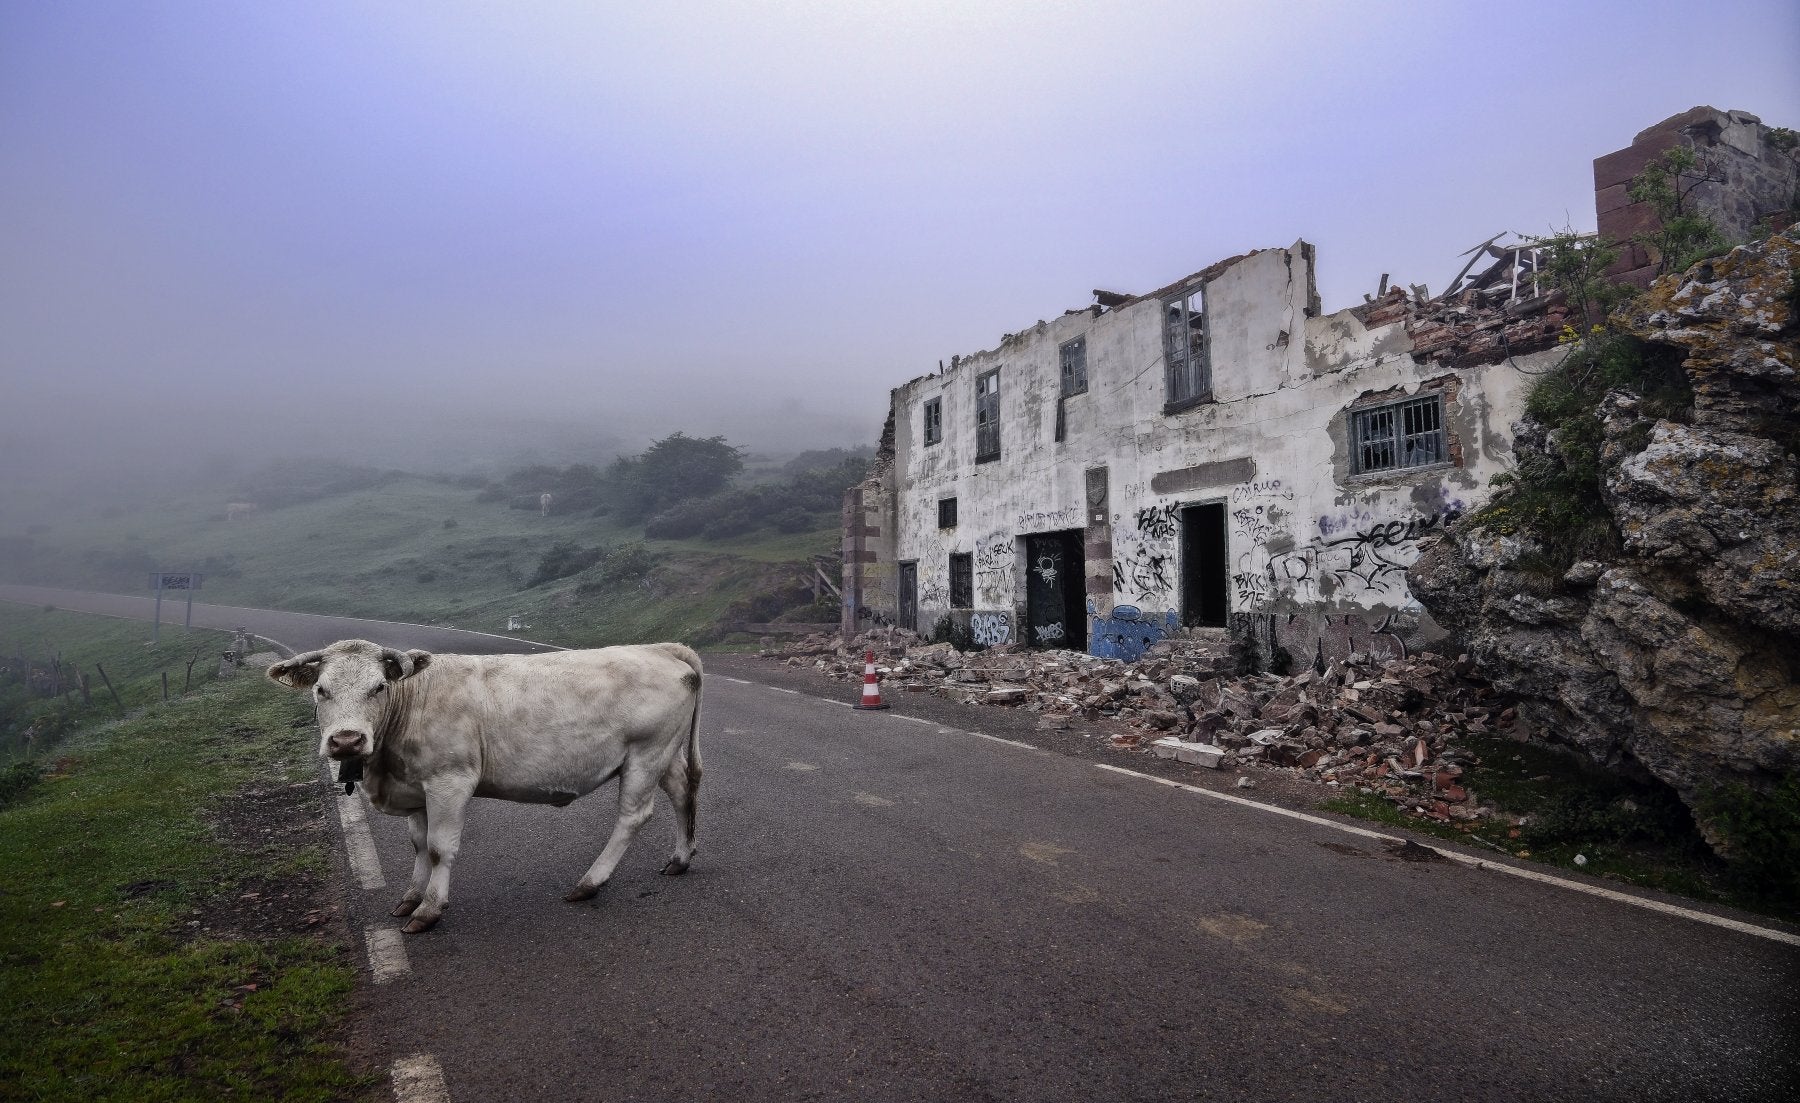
[{"x1": 2, "y1": 1, "x2": 1795, "y2": 484}]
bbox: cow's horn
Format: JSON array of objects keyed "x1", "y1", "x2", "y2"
[{"x1": 267, "y1": 650, "x2": 327, "y2": 688}]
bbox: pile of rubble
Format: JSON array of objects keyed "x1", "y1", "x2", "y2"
[{"x1": 762, "y1": 631, "x2": 1516, "y2": 825}]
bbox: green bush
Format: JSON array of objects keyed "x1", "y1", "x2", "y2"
[{"x1": 1699, "y1": 776, "x2": 1800, "y2": 911}]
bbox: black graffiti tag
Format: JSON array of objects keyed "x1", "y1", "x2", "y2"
[{"x1": 1135, "y1": 503, "x2": 1179, "y2": 542}]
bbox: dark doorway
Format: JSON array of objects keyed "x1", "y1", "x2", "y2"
[
  {"x1": 1181, "y1": 503, "x2": 1229, "y2": 628},
  {"x1": 1024, "y1": 530, "x2": 1087, "y2": 649},
  {"x1": 898, "y1": 562, "x2": 918, "y2": 633}
]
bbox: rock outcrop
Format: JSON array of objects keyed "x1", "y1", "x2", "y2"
[{"x1": 1410, "y1": 227, "x2": 1800, "y2": 850}]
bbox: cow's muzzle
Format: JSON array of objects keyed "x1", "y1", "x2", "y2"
[{"x1": 326, "y1": 731, "x2": 369, "y2": 759}]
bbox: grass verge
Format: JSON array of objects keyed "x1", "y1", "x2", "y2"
[
  {"x1": 1319, "y1": 733, "x2": 1793, "y2": 922},
  {"x1": 0, "y1": 613, "x2": 373, "y2": 1101}
]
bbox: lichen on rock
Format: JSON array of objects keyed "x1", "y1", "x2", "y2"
[{"x1": 1410, "y1": 225, "x2": 1800, "y2": 855}]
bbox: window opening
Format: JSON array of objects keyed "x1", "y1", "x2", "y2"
[
  {"x1": 923, "y1": 397, "x2": 943, "y2": 446},
  {"x1": 1164, "y1": 287, "x2": 1210, "y2": 408},
  {"x1": 974, "y1": 369, "x2": 1001, "y2": 463},
  {"x1": 938, "y1": 497, "x2": 958, "y2": 529},
  {"x1": 1352, "y1": 393, "x2": 1446, "y2": 474},
  {"x1": 949, "y1": 552, "x2": 974, "y2": 608},
  {"x1": 1059, "y1": 336, "x2": 1088, "y2": 397}
]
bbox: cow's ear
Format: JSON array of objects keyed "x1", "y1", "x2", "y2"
[
  {"x1": 267, "y1": 652, "x2": 325, "y2": 689},
  {"x1": 405, "y1": 650, "x2": 432, "y2": 677}
]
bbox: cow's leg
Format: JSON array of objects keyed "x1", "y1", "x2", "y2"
[
  {"x1": 403, "y1": 776, "x2": 475, "y2": 934},
  {"x1": 391, "y1": 811, "x2": 429, "y2": 918},
  {"x1": 657, "y1": 757, "x2": 697, "y2": 877},
  {"x1": 565, "y1": 762, "x2": 660, "y2": 902}
]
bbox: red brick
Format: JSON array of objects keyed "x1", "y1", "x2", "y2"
[
  {"x1": 1595, "y1": 181, "x2": 1632, "y2": 215},
  {"x1": 1593, "y1": 131, "x2": 1683, "y2": 190}
]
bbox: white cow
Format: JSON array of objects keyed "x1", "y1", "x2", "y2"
[{"x1": 268, "y1": 639, "x2": 703, "y2": 933}]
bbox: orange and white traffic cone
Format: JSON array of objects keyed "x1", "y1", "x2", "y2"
[{"x1": 853, "y1": 648, "x2": 889, "y2": 710}]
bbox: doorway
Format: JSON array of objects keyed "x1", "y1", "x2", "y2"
[
  {"x1": 1024, "y1": 530, "x2": 1087, "y2": 649},
  {"x1": 898, "y1": 562, "x2": 918, "y2": 633},
  {"x1": 1181, "y1": 503, "x2": 1229, "y2": 628}
]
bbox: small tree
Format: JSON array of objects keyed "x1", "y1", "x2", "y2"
[
  {"x1": 1628, "y1": 146, "x2": 1727, "y2": 275},
  {"x1": 1528, "y1": 229, "x2": 1628, "y2": 329}
]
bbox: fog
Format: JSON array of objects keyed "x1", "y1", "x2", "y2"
[{"x1": 3, "y1": 1, "x2": 1796, "y2": 515}]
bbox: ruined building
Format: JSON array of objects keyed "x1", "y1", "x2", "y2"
[{"x1": 841, "y1": 107, "x2": 1796, "y2": 665}]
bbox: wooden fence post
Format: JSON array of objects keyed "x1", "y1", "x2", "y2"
[{"x1": 95, "y1": 663, "x2": 124, "y2": 715}]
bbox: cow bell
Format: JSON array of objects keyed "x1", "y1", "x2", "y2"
[{"x1": 337, "y1": 756, "x2": 364, "y2": 795}]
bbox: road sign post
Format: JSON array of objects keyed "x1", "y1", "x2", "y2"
[{"x1": 148, "y1": 572, "x2": 202, "y2": 645}]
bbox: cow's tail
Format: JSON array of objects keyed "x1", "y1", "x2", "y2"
[{"x1": 659, "y1": 643, "x2": 704, "y2": 844}]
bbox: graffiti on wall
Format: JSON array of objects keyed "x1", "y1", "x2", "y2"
[
  {"x1": 1032, "y1": 547, "x2": 1062, "y2": 587},
  {"x1": 975, "y1": 537, "x2": 1014, "y2": 605},
  {"x1": 1134, "y1": 503, "x2": 1179, "y2": 541},
  {"x1": 1237, "y1": 501, "x2": 1464, "y2": 609},
  {"x1": 1033, "y1": 621, "x2": 1066, "y2": 645},
  {"x1": 1112, "y1": 542, "x2": 1173, "y2": 602},
  {"x1": 1017, "y1": 506, "x2": 1081, "y2": 530},
  {"x1": 970, "y1": 611, "x2": 1013, "y2": 647},
  {"x1": 1088, "y1": 604, "x2": 1179, "y2": 663}
]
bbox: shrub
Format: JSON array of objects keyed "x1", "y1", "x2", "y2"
[
  {"x1": 1699, "y1": 776, "x2": 1800, "y2": 912},
  {"x1": 526, "y1": 542, "x2": 605, "y2": 588}
]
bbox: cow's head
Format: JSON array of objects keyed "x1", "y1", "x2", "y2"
[{"x1": 267, "y1": 639, "x2": 432, "y2": 761}]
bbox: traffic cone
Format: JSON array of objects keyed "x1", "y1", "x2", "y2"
[{"x1": 853, "y1": 648, "x2": 889, "y2": 710}]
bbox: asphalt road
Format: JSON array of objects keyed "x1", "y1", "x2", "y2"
[{"x1": 5, "y1": 587, "x2": 1796, "y2": 1101}]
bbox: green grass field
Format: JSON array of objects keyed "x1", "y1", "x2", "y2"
[
  {"x1": 0, "y1": 608, "x2": 371, "y2": 1101},
  {"x1": 3, "y1": 474, "x2": 840, "y2": 647}
]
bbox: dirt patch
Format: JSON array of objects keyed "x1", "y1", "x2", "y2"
[
  {"x1": 189, "y1": 780, "x2": 344, "y2": 942},
  {"x1": 1385, "y1": 839, "x2": 1444, "y2": 863}
]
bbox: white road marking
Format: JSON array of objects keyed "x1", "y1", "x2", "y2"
[
  {"x1": 334, "y1": 787, "x2": 387, "y2": 892},
  {"x1": 967, "y1": 731, "x2": 1042, "y2": 752},
  {"x1": 365, "y1": 925, "x2": 411, "y2": 984},
  {"x1": 716, "y1": 676, "x2": 752, "y2": 685},
  {"x1": 392, "y1": 1053, "x2": 450, "y2": 1103},
  {"x1": 1091, "y1": 762, "x2": 1800, "y2": 948}
]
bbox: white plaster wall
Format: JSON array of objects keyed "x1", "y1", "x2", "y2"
[{"x1": 881, "y1": 242, "x2": 1544, "y2": 648}]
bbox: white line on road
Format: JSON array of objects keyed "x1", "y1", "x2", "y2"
[
  {"x1": 1091, "y1": 762, "x2": 1800, "y2": 948},
  {"x1": 967, "y1": 731, "x2": 1043, "y2": 752},
  {"x1": 392, "y1": 1054, "x2": 450, "y2": 1103},
  {"x1": 335, "y1": 788, "x2": 387, "y2": 892},
  {"x1": 365, "y1": 925, "x2": 412, "y2": 984}
]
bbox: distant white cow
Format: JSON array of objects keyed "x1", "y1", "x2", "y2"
[
  {"x1": 539, "y1": 492, "x2": 553, "y2": 516},
  {"x1": 268, "y1": 639, "x2": 703, "y2": 933}
]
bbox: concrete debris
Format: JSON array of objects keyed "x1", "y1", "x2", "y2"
[{"x1": 763, "y1": 629, "x2": 1518, "y2": 825}]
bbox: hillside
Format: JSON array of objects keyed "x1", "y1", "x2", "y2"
[{"x1": 0, "y1": 473, "x2": 840, "y2": 648}]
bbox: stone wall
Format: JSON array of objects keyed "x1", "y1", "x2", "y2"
[{"x1": 1596, "y1": 106, "x2": 1799, "y2": 288}]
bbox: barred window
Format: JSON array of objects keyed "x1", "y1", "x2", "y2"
[
  {"x1": 949, "y1": 553, "x2": 973, "y2": 608},
  {"x1": 923, "y1": 397, "x2": 943, "y2": 445},
  {"x1": 1059, "y1": 336, "x2": 1088, "y2": 397},
  {"x1": 938, "y1": 497, "x2": 958, "y2": 529},
  {"x1": 1351, "y1": 394, "x2": 1446, "y2": 474}
]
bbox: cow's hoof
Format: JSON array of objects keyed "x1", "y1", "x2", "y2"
[
  {"x1": 401, "y1": 915, "x2": 438, "y2": 934},
  {"x1": 563, "y1": 883, "x2": 601, "y2": 902},
  {"x1": 659, "y1": 858, "x2": 690, "y2": 877},
  {"x1": 390, "y1": 898, "x2": 421, "y2": 918}
]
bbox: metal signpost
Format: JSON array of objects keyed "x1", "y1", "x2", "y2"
[{"x1": 148, "y1": 572, "x2": 202, "y2": 645}]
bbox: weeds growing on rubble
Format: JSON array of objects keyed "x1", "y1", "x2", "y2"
[{"x1": 1475, "y1": 283, "x2": 1691, "y2": 571}]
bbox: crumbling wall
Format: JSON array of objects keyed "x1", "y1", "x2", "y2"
[
  {"x1": 868, "y1": 240, "x2": 1553, "y2": 663},
  {"x1": 1596, "y1": 106, "x2": 1800, "y2": 288}
]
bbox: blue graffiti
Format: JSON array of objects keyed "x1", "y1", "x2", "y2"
[{"x1": 1088, "y1": 607, "x2": 1180, "y2": 662}]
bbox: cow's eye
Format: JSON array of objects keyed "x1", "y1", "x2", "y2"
[
  {"x1": 368, "y1": 683, "x2": 387, "y2": 698},
  {"x1": 316, "y1": 686, "x2": 332, "y2": 701}
]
